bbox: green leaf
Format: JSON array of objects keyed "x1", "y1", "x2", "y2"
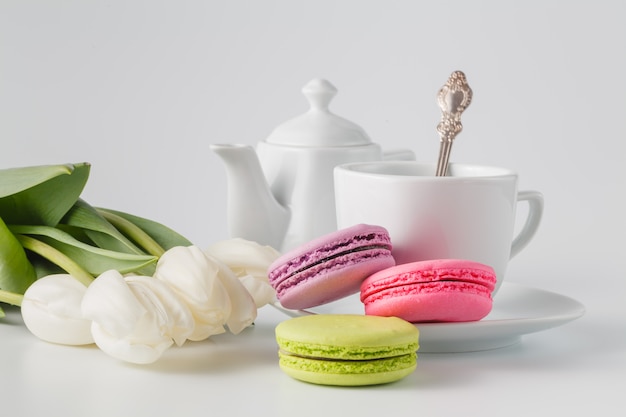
[
  {"x1": 0, "y1": 217, "x2": 37, "y2": 294},
  {"x1": 96, "y1": 208, "x2": 193, "y2": 250},
  {"x1": 60, "y1": 199, "x2": 145, "y2": 255},
  {"x1": 10, "y1": 225, "x2": 158, "y2": 276},
  {"x1": 0, "y1": 162, "x2": 90, "y2": 226},
  {"x1": 30, "y1": 254, "x2": 65, "y2": 279},
  {"x1": 0, "y1": 164, "x2": 71, "y2": 197}
]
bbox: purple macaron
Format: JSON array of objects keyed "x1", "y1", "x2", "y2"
[{"x1": 268, "y1": 224, "x2": 396, "y2": 310}]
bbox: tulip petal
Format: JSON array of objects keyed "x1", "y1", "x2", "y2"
[
  {"x1": 239, "y1": 274, "x2": 277, "y2": 308},
  {"x1": 82, "y1": 270, "x2": 191, "y2": 364},
  {"x1": 81, "y1": 270, "x2": 146, "y2": 338},
  {"x1": 90, "y1": 321, "x2": 172, "y2": 365},
  {"x1": 204, "y1": 239, "x2": 279, "y2": 308},
  {"x1": 205, "y1": 238, "x2": 280, "y2": 281},
  {"x1": 206, "y1": 255, "x2": 257, "y2": 334},
  {"x1": 125, "y1": 275, "x2": 194, "y2": 346},
  {"x1": 154, "y1": 246, "x2": 231, "y2": 341},
  {"x1": 21, "y1": 274, "x2": 94, "y2": 345}
]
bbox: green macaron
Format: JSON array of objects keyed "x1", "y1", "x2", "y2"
[{"x1": 275, "y1": 314, "x2": 419, "y2": 386}]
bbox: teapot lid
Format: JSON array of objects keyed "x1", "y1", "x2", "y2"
[{"x1": 265, "y1": 78, "x2": 372, "y2": 147}]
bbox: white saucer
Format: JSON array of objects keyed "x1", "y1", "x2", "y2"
[{"x1": 270, "y1": 282, "x2": 586, "y2": 353}]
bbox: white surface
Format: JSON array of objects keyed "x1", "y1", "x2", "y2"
[
  {"x1": 1, "y1": 1, "x2": 625, "y2": 416},
  {"x1": 271, "y1": 282, "x2": 586, "y2": 353}
]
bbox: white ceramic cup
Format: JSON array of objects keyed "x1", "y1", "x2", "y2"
[{"x1": 334, "y1": 161, "x2": 544, "y2": 293}]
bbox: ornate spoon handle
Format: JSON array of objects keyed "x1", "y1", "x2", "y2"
[{"x1": 435, "y1": 71, "x2": 473, "y2": 176}]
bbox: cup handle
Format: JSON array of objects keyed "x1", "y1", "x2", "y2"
[
  {"x1": 382, "y1": 149, "x2": 416, "y2": 161},
  {"x1": 510, "y1": 190, "x2": 544, "y2": 259}
]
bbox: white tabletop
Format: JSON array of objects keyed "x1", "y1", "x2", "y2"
[{"x1": 1, "y1": 266, "x2": 623, "y2": 416}]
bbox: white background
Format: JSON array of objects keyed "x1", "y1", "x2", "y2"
[{"x1": 1, "y1": 1, "x2": 625, "y2": 416}]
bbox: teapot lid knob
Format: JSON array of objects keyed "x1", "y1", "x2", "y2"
[
  {"x1": 264, "y1": 78, "x2": 372, "y2": 147},
  {"x1": 302, "y1": 78, "x2": 337, "y2": 111}
]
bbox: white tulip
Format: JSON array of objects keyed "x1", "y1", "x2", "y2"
[
  {"x1": 21, "y1": 274, "x2": 94, "y2": 346},
  {"x1": 126, "y1": 274, "x2": 194, "y2": 347},
  {"x1": 237, "y1": 274, "x2": 277, "y2": 308},
  {"x1": 153, "y1": 246, "x2": 231, "y2": 341},
  {"x1": 206, "y1": 254, "x2": 257, "y2": 334},
  {"x1": 205, "y1": 238, "x2": 280, "y2": 307},
  {"x1": 81, "y1": 270, "x2": 194, "y2": 364}
]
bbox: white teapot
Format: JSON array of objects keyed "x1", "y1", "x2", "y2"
[{"x1": 211, "y1": 78, "x2": 414, "y2": 252}]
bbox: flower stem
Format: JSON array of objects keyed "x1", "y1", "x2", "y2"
[
  {"x1": 16, "y1": 235, "x2": 94, "y2": 287},
  {"x1": 0, "y1": 289, "x2": 23, "y2": 307},
  {"x1": 98, "y1": 210, "x2": 165, "y2": 257}
]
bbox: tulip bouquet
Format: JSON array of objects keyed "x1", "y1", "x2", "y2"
[{"x1": 0, "y1": 163, "x2": 280, "y2": 364}]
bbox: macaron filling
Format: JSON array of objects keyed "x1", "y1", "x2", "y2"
[
  {"x1": 273, "y1": 246, "x2": 393, "y2": 296},
  {"x1": 269, "y1": 230, "x2": 392, "y2": 288},
  {"x1": 281, "y1": 244, "x2": 389, "y2": 278},
  {"x1": 361, "y1": 265, "x2": 496, "y2": 301},
  {"x1": 278, "y1": 350, "x2": 417, "y2": 376},
  {"x1": 276, "y1": 337, "x2": 418, "y2": 361}
]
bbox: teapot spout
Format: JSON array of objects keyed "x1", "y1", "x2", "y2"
[{"x1": 210, "y1": 144, "x2": 290, "y2": 250}]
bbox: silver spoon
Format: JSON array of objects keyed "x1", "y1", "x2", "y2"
[{"x1": 435, "y1": 71, "x2": 473, "y2": 176}]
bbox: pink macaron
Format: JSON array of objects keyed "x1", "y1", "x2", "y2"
[
  {"x1": 360, "y1": 259, "x2": 497, "y2": 322},
  {"x1": 268, "y1": 224, "x2": 395, "y2": 310}
]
